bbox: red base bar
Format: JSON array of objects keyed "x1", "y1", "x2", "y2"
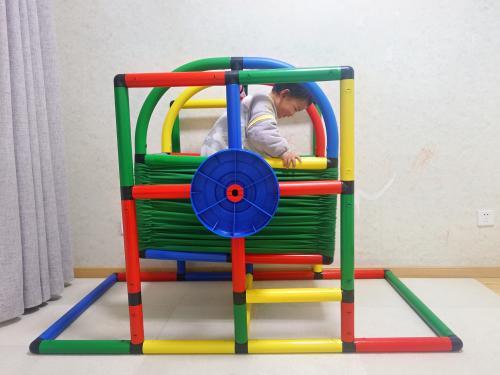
[
  {"x1": 117, "y1": 272, "x2": 178, "y2": 282},
  {"x1": 323, "y1": 269, "x2": 386, "y2": 279},
  {"x1": 355, "y1": 337, "x2": 453, "y2": 352},
  {"x1": 125, "y1": 71, "x2": 226, "y2": 88},
  {"x1": 115, "y1": 269, "x2": 386, "y2": 282},
  {"x1": 246, "y1": 254, "x2": 323, "y2": 264},
  {"x1": 279, "y1": 181, "x2": 342, "y2": 196},
  {"x1": 253, "y1": 270, "x2": 315, "y2": 281}
]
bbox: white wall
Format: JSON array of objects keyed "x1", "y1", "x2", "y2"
[{"x1": 53, "y1": 0, "x2": 500, "y2": 268}]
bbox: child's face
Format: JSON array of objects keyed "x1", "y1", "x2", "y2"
[{"x1": 275, "y1": 92, "x2": 309, "y2": 119}]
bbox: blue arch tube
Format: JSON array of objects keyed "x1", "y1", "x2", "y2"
[{"x1": 242, "y1": 57, "x2": 339, "y2": 158}]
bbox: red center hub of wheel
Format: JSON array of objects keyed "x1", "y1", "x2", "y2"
[{"x1": 226, "y1": 184, "x2": 244, "y2": 203}]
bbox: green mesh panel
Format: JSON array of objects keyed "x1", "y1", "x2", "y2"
[{"x1": 134, "y1": 155, "x2": 338, "y2": 260}]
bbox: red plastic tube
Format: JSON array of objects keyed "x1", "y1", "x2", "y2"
[
  {"x1": 117, "y1": 272, "x2": 178, "y2": 282},
  {"x1": 341, "y1": 302, "x2": 355, "y2": 342},
  {"x1": 323, "y1": 268, "x2": 386, "y2": 280},
  {"x1": 355, "y1": 337, "x2": 453, "y2": 352},
  {"x1": 128, "y1": 305, "x2": 144, "y2": 344},
  {"x1": 279, "y1": 180, "x2": 342, "y2": 196},
  {"x1": 246, "y1": 254, "x2": 323, "y2": 264},
  {"x1": 307, "y1": 104, "x2": 326, "y2": 157},
  {"x1": 121, "y1": 201, "x2": 141, "y2": 294},
  {"x1": 133, "y1": 184, "x2": 191, "y2": 199},
  {"x1": 253, "y1": 270, "x2": 315, "y2": 281},
  {"x1": 231, "y1": 238, "x2": 246, "y2": 292},
  {"x1": 120, "y1": 200, "x2": 144, "y2": 343},
  {"x1": 125, "y1": 71, "x2": 226, "y2": 88}
]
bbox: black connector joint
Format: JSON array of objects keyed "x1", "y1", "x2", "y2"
[
  {"x1": 342, "y1": 342, "x2": 356, "y2": 353},
  {"x1": 327, "y1": 158, "x2": 338, "y2": 168},
  {"x1": 340, "y1": 66, "x2": 354, "y2": 80},
  {"x1": 114, "y1": 74, "x2": 126, "y2": 87},
  {"x1": 322, "y1": 255, "x2": 334, "y2": 265},
  {"x1": 235, "y1": 342, "x2": 248, "y2": 354},
  {"x1": 130, "y1": 343, "x2": 143, "y2": 354},
  {"x1": 121, "y1": 186, "x2": 133, "y2": 200},
  {"x1": 230, "y1": 57, "x2": 244, "y2": 71},
  {"x1": 135, "y1": 154, "x2": 145, "y2": 163},
  {"x1": 342, "y1": 290, "x2": 354, "y2": 303},
  {"x1": 225, "y1": 71, "x2": 239, "y2": 84},
  {"x1": 450, "y1": 335, "x2": 463, "y2": 352},
  {"x1": 29, "y1": 337, "x2": 42, "y2": 354},
  {"x1": 233, "y1": 292, "x2": 246, "y2": 305},
  {"x1": 128, "y1": 292, "x2": 142, "y2": 306},
  {"x1": 342, "y1": 181, "x2": 354, "y2": 195},
  {"x1": 314, "y1": 272, "x2": 323, "y2": 280}
]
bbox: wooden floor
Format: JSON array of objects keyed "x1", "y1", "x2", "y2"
[{"x1": 478, "y1": 278, "x2": 500, "y2": 295}]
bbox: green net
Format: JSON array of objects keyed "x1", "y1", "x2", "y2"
[{"x1": 135, "y1": 155, "x2": 338, "y2": 261}]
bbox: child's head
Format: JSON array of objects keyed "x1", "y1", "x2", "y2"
[{"x1": 271, "y1": 83, "x2": 313, "y2": 118}]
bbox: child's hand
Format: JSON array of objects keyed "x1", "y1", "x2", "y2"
[{"x1": 281, "y1": 151, "x2": 302, "y2": 168}]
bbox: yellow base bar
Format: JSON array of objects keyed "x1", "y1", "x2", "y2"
[
  {"x1": 142, "y1": 339, "x2": 343, "y2": 354},
  {"x1": 143, "y1": 340, "x2": 235, "y2": 354},
  {"x1": 265, "y1": 156, "x2": 327, "y2": 170},
  {"x1": 246, "y1": 288, "x2": 342, "y2": 304},
  {"x1": 248, "y1": 339, "x2": 343, "y2": 353}
]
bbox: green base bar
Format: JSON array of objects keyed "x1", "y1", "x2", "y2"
[
  {"x1": 385, "y1": 270, "x2": 454, "y2": 337},
  {"x1": 39, "y1": 340, "x2": 131, "y2": 354}
]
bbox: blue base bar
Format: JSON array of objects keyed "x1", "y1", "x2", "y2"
[
  {"x1": 144, "y1": 249, "x2": 229, "y2": 263},
  {"x1": 39, "y1": 273, "x2": 117, "y2": 340},
  {"x1": 184, "y1": 272, "x2": 232, "y2": 281}
]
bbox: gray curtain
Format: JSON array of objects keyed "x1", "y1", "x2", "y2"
[{"x1": 0, "y1": 0, "x2": 73, "y2": 323}]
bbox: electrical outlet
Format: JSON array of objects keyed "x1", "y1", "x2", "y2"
[{"x1": 477, "y1": 209, "x2": 495, "y2": 227}]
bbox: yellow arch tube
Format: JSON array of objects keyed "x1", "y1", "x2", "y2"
[
  {"x1": 161, "y1": 86, "x2": 208, "y2": 153},
  {"x1": 182, "y1": 99, "x2": 227, "y2": 109}
]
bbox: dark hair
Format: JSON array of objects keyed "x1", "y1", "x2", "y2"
[{"x1": 272, "y1": 83, "x2": 313, "y2": 105}]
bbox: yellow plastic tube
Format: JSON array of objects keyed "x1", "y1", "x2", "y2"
[
  {"x1": 182, "y1": 99, "x2": 227, "y2": 109},
  {"x1": 143, "y1": 340, "x2": 235, "y2": 354},
  {"x1": 248, "y1": 338, "x2": 343, "y2": 353},
  {"x1": 161, "y1": 86, "x2": 208, "y2": 152},
  {"x1": 265, "y1": 156, "x2": 327, "y2": 170},
  {"x1": 340, "y1": 78, "x2": 354, "y2": 181},
  {"x1": 313, "y1": 264, "x2": 323, "y2": 273},
  {"x1": 246, "y1": 288, "x2": 342, "y2": 304}
]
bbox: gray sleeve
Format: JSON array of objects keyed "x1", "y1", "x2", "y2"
[
  {"x1": 245, "y1": 96, "x2": 288, "y2": 158},
  {"x1": 246, "y1": 119, "x2": 289, "y2": 157}
]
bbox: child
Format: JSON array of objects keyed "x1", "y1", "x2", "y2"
[{"x1": 200, "y1": 83, "x2": 313, "y2": 168}]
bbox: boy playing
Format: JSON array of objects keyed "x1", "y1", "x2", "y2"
[{"x1": 200, "y1": 83, "x2": 313, "y2": 168}]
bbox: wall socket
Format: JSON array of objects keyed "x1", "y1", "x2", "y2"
[{"x1": 477, "y1": 209, "x2": 495, "y2": 227}]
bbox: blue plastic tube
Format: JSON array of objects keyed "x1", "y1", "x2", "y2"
[
  {"x1": 242, "y1": 57, "x2": 339, "y2": 158},
  {"x1": 226, "y1": 83, "x2": 242, "y2": 149},
  {"x1": 39, "y1": 273, "x2": 117, "y2": 340},
  {"x1": 144, "y1": 249, "x2": 229, "y2": 263}
]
